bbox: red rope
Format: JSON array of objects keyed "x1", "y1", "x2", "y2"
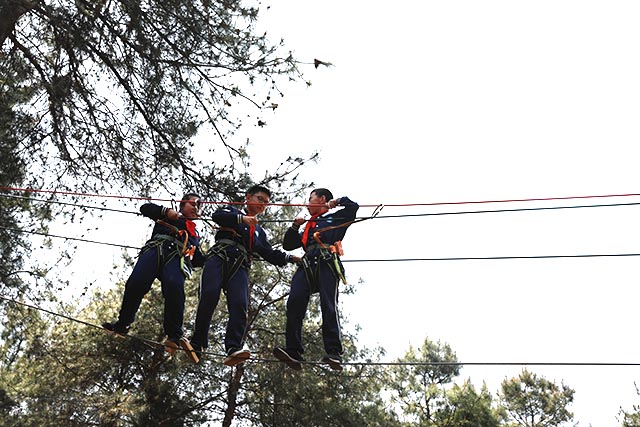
[
  {"x1": 2, "y1": 185, "x2": 640, "y2": 208},
  {"x1": 379, "y1": 193, "x2": 640, "y2": 208}
]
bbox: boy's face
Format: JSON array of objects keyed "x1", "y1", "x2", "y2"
[
  {"x1": 180, "y1": 196, "x2": 201, "y2": 219},
  {"x1": 307, "y1": 191, "x2": 327, "y2": 216},
  {"x1": 245, "y1": 191, "x2": 270, "y2": 216}
]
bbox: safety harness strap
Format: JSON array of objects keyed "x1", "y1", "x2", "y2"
[
  {"x1": 206, "y1": 238, "x2": 251, "y2": 283},
  {"x1": 141, "y1": 234, "x2": 194, "y2": 278},
  {"x1": 301, "y1": 246, "x2": 346, "y2": 286}
]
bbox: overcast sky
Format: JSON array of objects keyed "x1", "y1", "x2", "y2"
[{"x1": 246, "y1": 1, "x2": 640, "y2": 425}]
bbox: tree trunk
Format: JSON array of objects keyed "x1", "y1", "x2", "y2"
[
  {"x1": 222, "y1": 364, "x2": 245, "y2": 427},
  {"x1": 0, "y1": 0, "x2": 36, "y2": 47}
]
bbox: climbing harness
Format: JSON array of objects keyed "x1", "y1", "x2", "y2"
[
  {"x1": 156, "y1": 219, "x2": 197, "y2": 254},
  {"x1": 206, "y1": 237, "x2": 251, "y2": 284},
  {"x1": 301, "y1": 232, "x2": 346, "y2": 285},
  {"x1": 300, "y1": 204, "x2": 384, "y2": 287},
  {"x1": 146, "y1": 219, "x2": 199, "y2": 278}
]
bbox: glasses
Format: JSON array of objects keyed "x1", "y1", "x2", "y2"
[
  {"x1": 252, "y1": 195, "x2": 269, "y2": 204},
  {"x1": 184, "y1": 199, "x2": 201, "y2": 209}
]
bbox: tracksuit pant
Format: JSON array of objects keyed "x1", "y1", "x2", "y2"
[
  {"x1": 117, "y1": 246, "x2": 186, "y2": 341},
  {"x1": 191, "y1": 255, "x2": 249, "y2": 352},
  {"x1": 285, "y1": 260, "x2": 342, "y2": 356}
]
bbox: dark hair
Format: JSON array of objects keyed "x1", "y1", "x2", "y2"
[
  {"x1": 179, "y1": 192, "x2": 201, "y2": 210},
  {"x1": 311, "y1": 188, "x2": 333, "y2": 201},
  {"x1": 247, "y1": 185, "x2": 271, "y2": 198}
]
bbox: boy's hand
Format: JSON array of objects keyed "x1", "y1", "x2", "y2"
[
  {"x1": 166, "y1": 209, "x2": 179, "y2": 221},
  {"x1": 242, "y1": 215, "x2": 258, "y2": 226}
]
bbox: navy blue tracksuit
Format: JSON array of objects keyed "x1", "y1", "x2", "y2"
[
  {"x1": 191, "y1": 205, "x2": 291, "y2": 352},
  {"x1": 117, "y1": 203, "x2": 204, "y2": 341},
  {"x1": 282, "y1": 197, "x2": 359, "y2": 356}
]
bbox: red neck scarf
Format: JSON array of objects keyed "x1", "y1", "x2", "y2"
[
  {"x1": 301, "y1": 214, "x2": 321, "y2": 248},
  {"x1": 185, "y1": 219, "x2": 197, "y2": 237},
  {"x1": 249, "y1": 225, "x2": 256, "y2": 252}
]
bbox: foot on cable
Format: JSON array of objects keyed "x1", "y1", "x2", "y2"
[
  {"x1": 273, "y1": 347, "x2": 304, "y2": 371},
  {"x1": 188, "y1": 340, "x2": 205, "y2": 364},
  {"x1": 102, "y1": 321, "x2": 130, "y2": 337},
  {"x1": 321, "y1": 353, "x2": 343, "y2": 371},
  {"x1": 163, "y1": 337, "x2": 180, "y2": 358},
  {"x1": 223, "y1": 348, "x2": 251, "y2": 367},
  {"x1": 178, "y1": 337, "x2": 200, "y2": 364}
]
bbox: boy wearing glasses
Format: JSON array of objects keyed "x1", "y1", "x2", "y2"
[
  {"x1": 190, "y1": 185, "x2": 299, "y2": 366},
  {"x1": 103, "y1": 193, "x2": 205, "y2": 362}
]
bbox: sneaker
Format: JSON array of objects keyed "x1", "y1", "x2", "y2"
[
  {"x1": 273, "y1": 347, "x2": 303, "y2": 371},
  {"x1": 102, "y1": 321, "x2": 130, "y2": 336},
  {"x1": 321, "y1": 354, "x2": 343, "y2": 371},
  {"x1": 163, "y1": 337, "x2": 179, "y2": 357},
  {"x1": 178, "y1": 337, "x2": 200, "y2": 364},
  {"x1": 190, "y1": 341, "x2": 206, "y2": 362},
  {"x1": 223, "y1": 348, "x2": 251, "y2": 367}
]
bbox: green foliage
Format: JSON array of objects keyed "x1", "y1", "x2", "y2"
[
  {"x1": 0, "y1": 52, "x2": 33, "y2": 297},
  {"x1": 623, "y1": 413, "x2": 640, "y2": 427},
  {"x1": 499, "y1": 369, "x2": 574, "y2": 427},
  {"x1": 1, "y1": 282, "x2": 220, "y2": 426},
  {"x1": 434, "y1": 380, "x2": 502, "y2": 427},
  {"x1": 619, "y1": 384, "x2": 640, "y2": 427},
  {"x1": 388, "y1": 337, "x2": 460, "y2": 423},
  {"x1": 250, "y1": 364, "x2": 398, "y2": 427},
  {"x1": 386, "y1": 337, "x2": 503, "y2": 427},
  {"x1": 4, "y1": 275, "x2": 588, "y2": 427},
  {"x1": 1, "y1": 0, "x2": 311, "y2": 198}
]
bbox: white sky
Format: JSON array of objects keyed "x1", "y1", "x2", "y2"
[
  {"x1": 42, "y1": 1, "x2": 640, "y2": 426},
  {"x1": 247, "y1": 1, "x2": 640, "y2": 426}
]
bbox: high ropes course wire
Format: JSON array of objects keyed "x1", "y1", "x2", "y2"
[
  {"x1": 2, "y1": 192, "x2": 640, "y2": 223},
  {"x1": 5, "y1": 189, "x2": 640, "y2": 367},
  {"x1": 4, "y1": 224, "x2": 640, "y2": 262},
  {"x1": 0, "y1": 225, "x2": 141, "y2": 250},
  {"x1": 1, "y1": 294, "x2": 639, "y2": 368},
  {"x1": 1, "y1": 193, "x2": 140, "y2": 215},
  {"x1": 3, "y1": 185, "x2": 640, "y2": 208},
  {"x1": 3, "y1": 188, "x2": 640, "y2": 261},
  {"x1": 4, "y1": 224, "x2": 640, "y2": 261}
]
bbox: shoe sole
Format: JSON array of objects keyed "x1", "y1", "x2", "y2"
[
  {"x1": 107, "y1": 330, "x2": 128, "y2": 339},
  {"x1": 273, "y1": 348, "x2": 302, "y2": 371},
  {"x1": 179, "y1": 338, "x2": 200, "y2": 364},
  {"x1": 223, "y1": 349, "x2": 251, "y2": 367},
  {"x1": 164, "y1": 339, "x2": 179, "y2": 357},
  {"x1": 102, "y1": 324, "x2": 128, "y2": 338},
  {"x1": 322, "y1": 357, "x2": 343, "y2": 372}
]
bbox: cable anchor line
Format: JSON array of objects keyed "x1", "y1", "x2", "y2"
[
  {"x1": 0, "y1": 193, "x2": 141, "y2": 215},
  {"x1": 0, "y1": 225, "x2": 141, "y2": 250},
  {"x1": 0, "y1": 295, "x2": 217, "y2": 360},
  {"x1": 341, "y1": 253, "x2": 640, "y2": 262},
  {"x1": 366, "y1": 201, "x2": 640, "y2": 219},
  {"x1": 5, "y1": 224, "x2": 640, "y2": 263},
  {"x1": 2, "y1": 295, "x2": 639, "y2": 368},
  {"x1": 5, "y1": 184, "x2": 640, "y2": 208},
  {"x1": 3, "y1": 191, "x2": 640, "y2": 224}
]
